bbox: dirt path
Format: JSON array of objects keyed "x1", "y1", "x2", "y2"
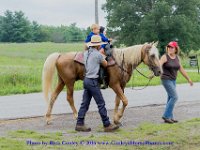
[{"x1": 0, "y1": 100, "x2": 199, "y2": 137}]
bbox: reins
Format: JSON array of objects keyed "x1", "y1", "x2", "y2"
[
  {"x1": 131, "y1": 68, "x2": 153, "y2": 90},
  {"x1": 116, "y1": 49, "x2": 154, "y2": 90}
]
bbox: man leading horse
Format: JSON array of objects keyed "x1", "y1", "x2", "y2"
[{"x1": 75, "y1": 35, "x2": 119, "y2": 132}]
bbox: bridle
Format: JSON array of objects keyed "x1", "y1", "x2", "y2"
[{"x1": 116, "y1": 48, "x2": 157, "y2": 90}]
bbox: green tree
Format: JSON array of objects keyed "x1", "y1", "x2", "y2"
[
  {"x1": 31, "y1": 21, "x2": 49, "y2": 42},
  {"x1": 0, "y1": 10, "x2": 15, "y2": 42},
  {"x1": 0, "y1": 10, "x2": 87, "y2": 43},
  {"x1": 103, "y1": 0, "x2": 200, "y2": 52},
  {"x1": 103, "y1": 0, "x2": 155, "y2": 45},
  {"x1": 0, "y1": 10, "x2": 32, "y2": 42},
  {"x1": 12, "y1": 11, "x2": 32, "y2": 42},
  {"x1": 64, "y1": 23, "x2": 86, "y2": 42},
  {"x1": 0, "y1": 16, "x2": 3, "y2": 41}
]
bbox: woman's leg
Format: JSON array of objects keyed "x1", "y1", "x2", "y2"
[{"x1": 162, "y1": 80, "x2": 178, "y2": 119}]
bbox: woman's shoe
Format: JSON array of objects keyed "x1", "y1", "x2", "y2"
[
  {"x1": 162, "y1": 117, "x2": 174, "y2": 124},
  {"x1": 171, "y1": 119, "x2": 178, "y2": 123}
]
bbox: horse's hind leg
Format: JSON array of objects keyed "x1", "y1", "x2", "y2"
[
  {"x1": 46, "y1": 78, "x2": 64, "y2": 125},
  {"x1": 66, "y1": 81, "x2": 78, "y2": 120}
]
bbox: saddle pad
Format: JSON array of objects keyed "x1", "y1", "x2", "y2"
[
  {"x1": 74, "y1": 52, "x2": 84, "y2": 64},
  {"x1": 107, "y1": 57, "x2": 115, "y2": 66},
  {"x1": 74, "y1": 52, "x2": 115, "y2": 66}
]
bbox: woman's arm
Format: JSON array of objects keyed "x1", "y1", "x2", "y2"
[
  {"x1": 159, "y1": 55, "x2": 167, "y2": 66},
  {"x1": 179, "y1": 64, "x2": 193, "y2": 86}
]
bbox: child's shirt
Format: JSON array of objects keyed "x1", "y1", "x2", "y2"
[{"x1": 85, "y1": 32, "x2": 96, "y2": 43}]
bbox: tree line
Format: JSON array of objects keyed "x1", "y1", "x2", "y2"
[
  {"x1": 1, "y1": 0, "x2": 200, "y2": 54},
  {"x1": 103, "y1": 0, "x2": 200, "y2": 53},
  {"x1": 0, "y1": 10, "x2": 88, "y2": 43}
]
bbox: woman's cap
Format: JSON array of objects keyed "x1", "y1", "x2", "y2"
[{"x1": 167, "y1": 41, "x2": 178, "y2": 48}]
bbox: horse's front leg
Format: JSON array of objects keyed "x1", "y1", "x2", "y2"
[
  {"x1": 112, "y1": 85, "x2": 128, "y2": 125},
  {"x1": 114, "y1": 95, "x2": 120, "y2": 121}
]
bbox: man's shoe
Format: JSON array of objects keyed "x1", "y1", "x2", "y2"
[
  {"x1": 171, "y1": 119, "x2": 178, "y2": 123},
  {"x1": 75, "y1": 125, "x2": 91, "y2": 132},
  {"x1": 104, "y1": 124, "x2": 119, "y2": 132},
  {"x1": 162, "y1": 117, "x2": 174, "y2": 124}
]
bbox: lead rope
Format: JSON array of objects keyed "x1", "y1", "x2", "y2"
[
  {"x1": 131, "y1": 66, "x2": 153, "y2": 90},
  {"x1": 118, "y1": 49, "x2": 154, "y2": 90}
]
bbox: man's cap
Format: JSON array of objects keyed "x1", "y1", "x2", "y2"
[{"x1": 87, "y1": 35, "x2": 107, "y2": 47}]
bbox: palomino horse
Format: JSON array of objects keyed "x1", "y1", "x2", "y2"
[{"x1": 42, "y1": 42, "x2": 162, "y2": 125}]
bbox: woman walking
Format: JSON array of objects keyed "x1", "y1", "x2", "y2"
[{"x1": 160, "y1": 41, "x2": 193, "y2": 123}]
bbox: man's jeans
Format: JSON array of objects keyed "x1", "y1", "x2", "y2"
[
  {"x1": 161, "y1": 79, "x2": 178, "y2": 119},
  {"x1": 77, "y1": 78, "x2": 110, "y2": 127}
]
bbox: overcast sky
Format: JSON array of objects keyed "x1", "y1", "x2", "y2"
[{"x1": 0, "y1": 0, "x2": 107, "y2": 28}]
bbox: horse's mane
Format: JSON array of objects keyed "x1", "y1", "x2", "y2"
[{"x1": 112, "y1": 44, "x2": 143, "y2": 67}]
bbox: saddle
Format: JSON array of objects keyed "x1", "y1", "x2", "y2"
[
  {"x1": 74, "y1": 44, "x2": 115, "y2": 89},
  {"x1": 74, "y1": 52, "x2": 115, "y2": 66}
]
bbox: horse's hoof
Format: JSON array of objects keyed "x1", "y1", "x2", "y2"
[
  {"x1": 45, "y1": 117, "x2": 51, "y2": 125},
  {"x1": 46, "y1": 120, "x2": 51, "y2": 125},
  {"x1": 117, "y1": 113, "x2": 123, "y2": 119},
  {"x1": 114, "y1": 121, "x2": 122, "y2": 127},
  {"x1": 113, "y1": 114, "x2": 120, "y2": 122},
  {"x1": 74, "y1": 114, "x2": 78, "y2": 120},
  {"x1": 116, "y1": 122, "x2": 123, "y2": 127}
]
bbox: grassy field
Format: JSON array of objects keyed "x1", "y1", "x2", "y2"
[
  {"x1": 0, "y1": 42, "x2": 84, "y2": 96},
  {"x1": 0, "y1": 42, "x2": 200, "y2": 96},
  {"x1": 0, "y1": 118, "x2": 200, "y2": 150}
]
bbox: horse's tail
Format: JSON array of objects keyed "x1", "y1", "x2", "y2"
[{"x1": 42, "y1": 52, "x2": 60, "y2": 103}]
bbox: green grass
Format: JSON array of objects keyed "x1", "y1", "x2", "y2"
[
  {"x1": 0, "y1": 42, "x2": 84, "y2": 95},
  {"x1": 0, "y1": 42, "x2": 200, "y2": 96},
  {"x1": 1, "y1": 118, "x2": 200, "y2": 150},
  {"x1": 127, "y1": 68, "x2": 200, "y2": 88},
  {"x1": 180, "y1": 55, "x2": 200, "y2": 68}
]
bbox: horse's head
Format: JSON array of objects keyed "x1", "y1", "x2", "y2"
[{"x1": 141, "y1": 42, "x2": 162, "y2": 76}]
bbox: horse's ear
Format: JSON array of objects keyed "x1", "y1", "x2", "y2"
[
  {"x1": 143, "y1": 43, "x2": 152, "y2": 53},
  {"x1": 153, "y1": 41, "x2": 159, "y2": 47},
  {"x1": 150, "y1": 41, "x2": 154, "y2": 46}
]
